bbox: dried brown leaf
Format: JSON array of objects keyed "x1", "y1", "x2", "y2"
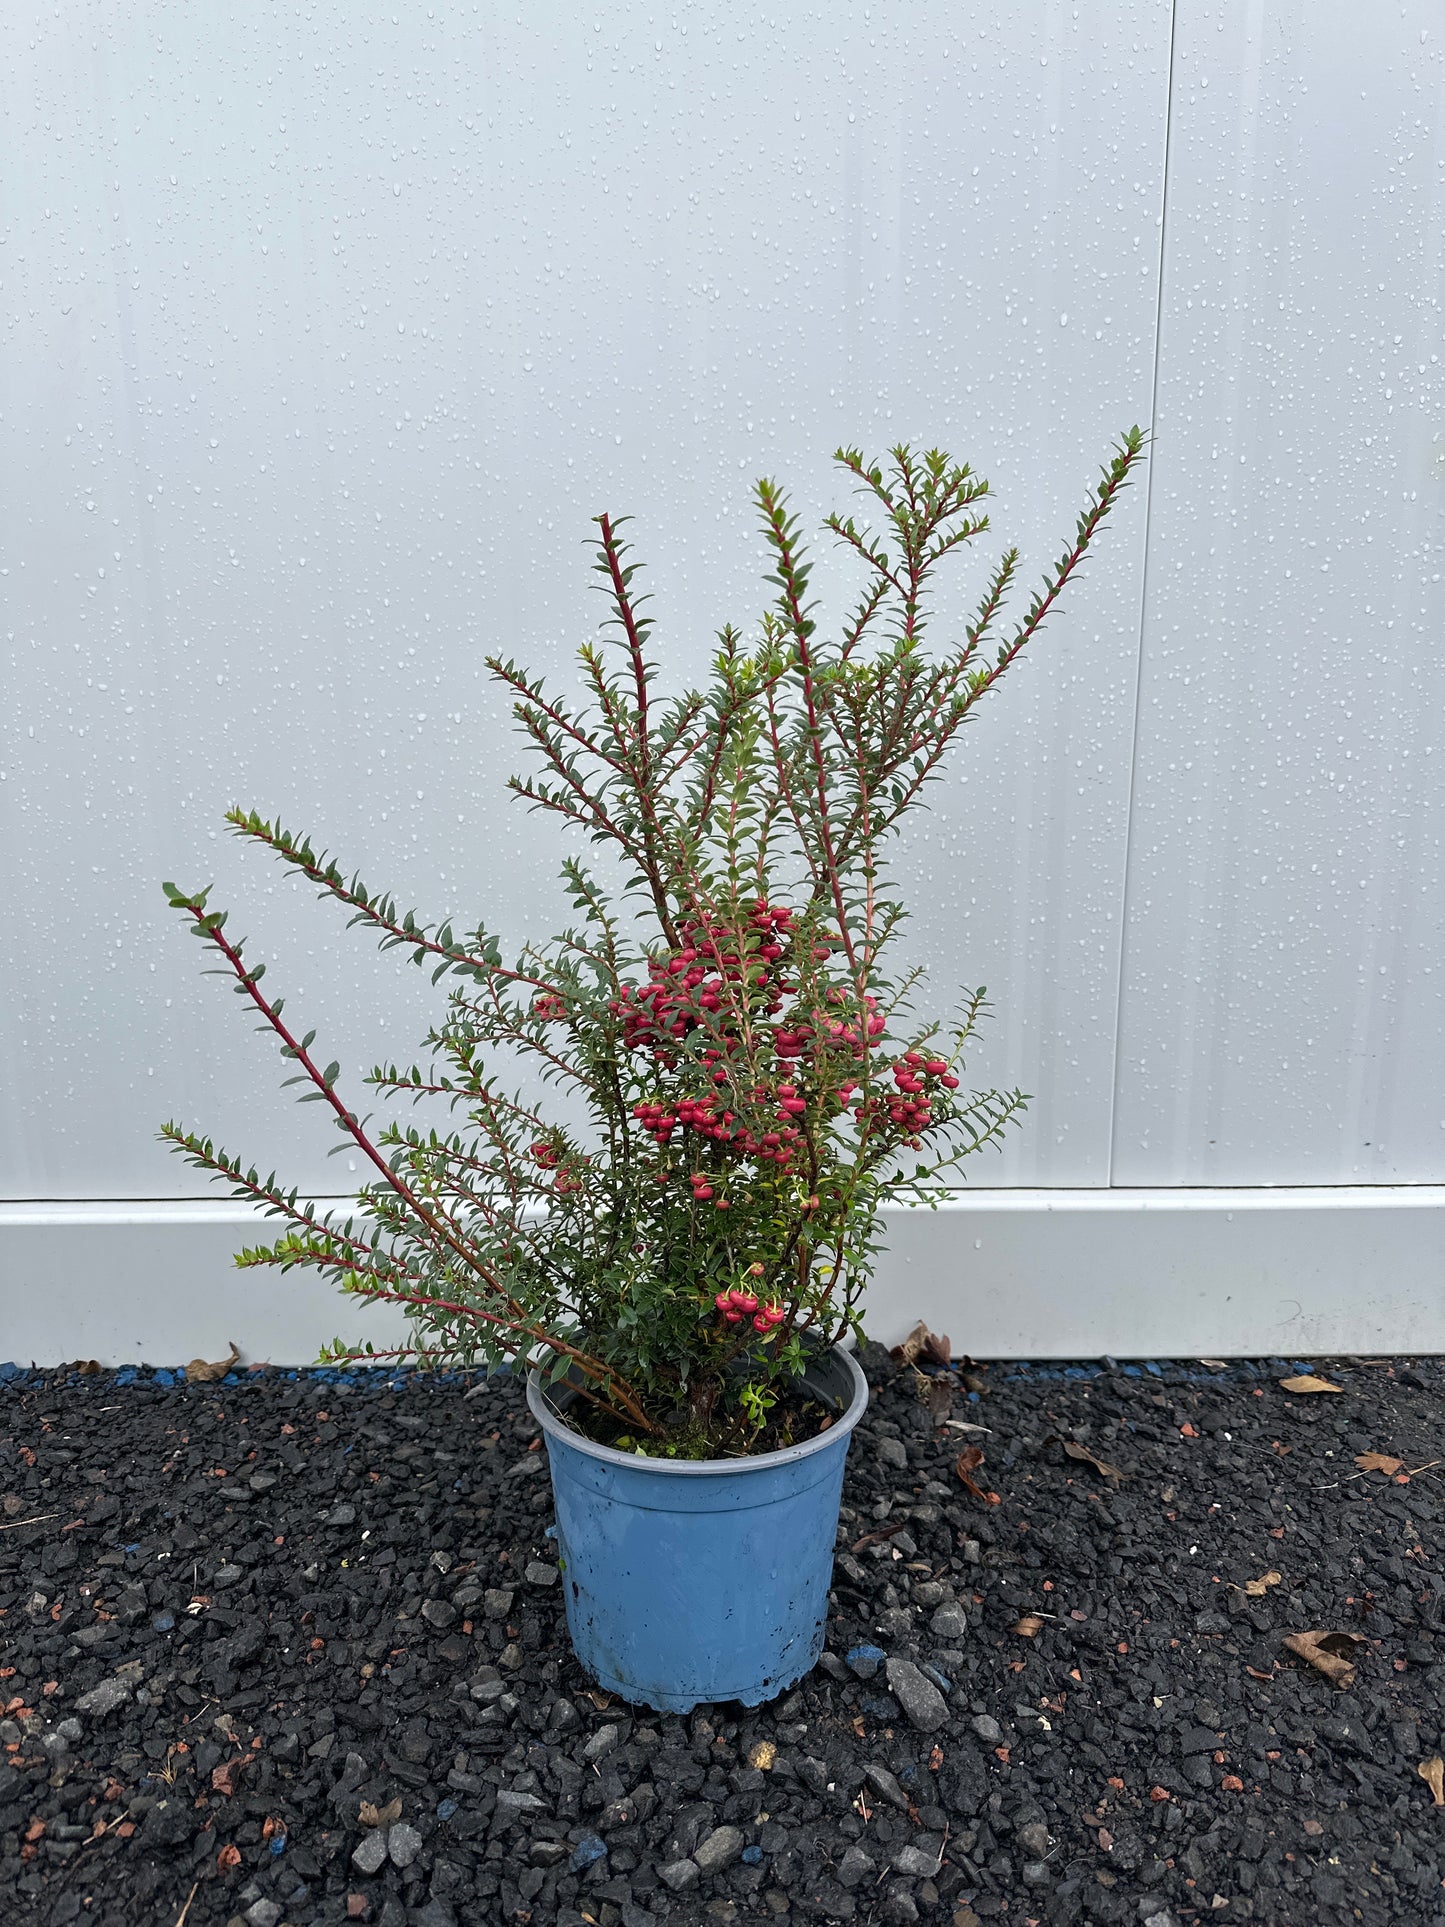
[
  {"x1": 953, "y1": 1445, "x2": 1001, "y2": 1506},
  {"x1": 1060, "y1": 1439, "x2": 1125, "y2": 1483},
  {"x1": 186, "y1": 1341, "x2": 241, "y2": 1384},
  {"x1": 1279, "y1": 1374, "x2": 1344, "y2": 1395},
  {"x1": 1011, "y1": 1614, "x2": 1044, "y2": 1638},
  {"x1": 850, "y1": 1518, "x2": 910, "y2": 1555},
  {"x1": 926, "y1": 1377, "x2": 954, "y2": 1425},
  {"x1": 1238, "y1": 1570, "x2": 1283, "y2": 1598},
  {"x1": 891, "y1": 1321, "x2": 951, "y2": 1369},
  {"x1": 1282, "y1": 1629, "x2": 1365, "y2": 1689},
  {"x1": 359, "y1": 1796, "x2": 403, "y2": 1829},
  {"x1": 1418, "y1": 1757, "x2": 1445, "y2": 1807},
  {"x1": 1198, "y1": 1359, "x2": 1228, "y2": 1369},
  {"x1": 1354, "y1": 1452, "x2": 1404, "y2": 1474}
]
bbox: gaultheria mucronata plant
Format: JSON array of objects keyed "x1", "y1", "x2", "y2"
[{"x1": 163, "y1": 434, "x2": 1145, "y2": 1454}]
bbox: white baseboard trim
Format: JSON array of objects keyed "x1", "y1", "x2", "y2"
[{"x1": 2, "y1": 1188, "x2": 1442, "y2": 1367}]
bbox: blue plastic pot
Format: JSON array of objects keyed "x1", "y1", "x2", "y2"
[{"x1": 526, "y1": 1345, "x2": 868, "y2": 1713}]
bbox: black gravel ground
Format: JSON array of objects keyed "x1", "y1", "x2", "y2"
[{"x1": 4, "y1": 1345, "x2": 1445, "y2": 1927}]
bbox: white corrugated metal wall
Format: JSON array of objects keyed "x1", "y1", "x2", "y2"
[{"x1": 2, "y1": 4, "x2": 1442, "y2": 1362}]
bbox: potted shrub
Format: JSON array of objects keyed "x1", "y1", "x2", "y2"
[{"x1": 162, "y1": 433, "x2": 1145, "y2": 1711}]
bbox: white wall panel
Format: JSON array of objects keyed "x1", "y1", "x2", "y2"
[
  {"x1": 1112, "y1": 2, "x2": 1445, "y2": 1184},
  {"x1": 1, "y1": 6, "x2": 1168, "y2": 1205},
  {"x1": 6, "y1": 1189, "x2": 1444, "y2": 1368}
]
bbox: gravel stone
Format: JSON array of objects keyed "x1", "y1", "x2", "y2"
[
  {"x1": 494, "y1": 1787, "x2": 547, "y2": 1819},
  {"x1": 844, "y1": 1642, "x2": 885, "y2": 1679},
  {"x1": 884, "y1": 1655, "x2": 948, "y2": 1731},
  {"x1": 524, "y1": 1560, "x2": 559, "y2": 1586},
  {"x1": 969, "y1": 1713, "x2": 1002, "y2": 1744},
  {"x1": 863, "y1": 1762, "x2": 909, "y2": 1810},
  {"x1": 386, "y1": 1821, "x2": 423, "y2": 1868},
  {"x1": 73, "y1": 1677, "x2": 132, "y2": 1718},
  {"x1": 351, "y1": 1831, "x2": 388, "y2": 1875},
  {"x1": 876, "y1": 1436, "x2": 908, "y2": 1470},
  {"x1": 244, "y1": 1903, "x2": 283, "y2": 1927},
  {"x1": 928, "y1": 1602, "x2": 969, "y2": 1643},
  {"x1": 1016, "y1": 1819, "x2": 1051, "y2": 1856},
  {"x1": 693, "y1": 1824, "x2": 745, "y2": 1873},
  {"x1": 890, "y1": 1844, "x2": 938, "y2": 1877},
  {"x1": 658, "y1": 1859, "x2": 700, "y2": 1892},
  {"x1": 836, "y1": 1845, "x2": 876, "y2": 1890}
]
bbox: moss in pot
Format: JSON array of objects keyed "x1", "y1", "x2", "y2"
[{"x1": 161, "y1": 432, "x2": 1145, "y2": 1706}]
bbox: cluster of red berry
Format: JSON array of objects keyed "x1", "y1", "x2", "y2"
[
  {"x1": 851, "y1": 1050, "x2": 960, "y2": 1148},
  {"x1": 527, "y1": 1140, "x2": 584, "y2": 1194},
  {"x1": 714, "y1": 1288, "x2": 785, "y2": 1334},
  {"x1": 608, "y1": 899, "x2": 965, "y2": 1191},
  {"x1": 775, "y1": 984, "x2": 887, "y2": 1061},
  {"x1": 610, "y1": 902, "x2": 798, "y2": 1064}
]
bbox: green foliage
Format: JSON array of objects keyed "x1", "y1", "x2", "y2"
[{"x1": 160, "y1": 432, "x2": 1146, "y2": 1454}]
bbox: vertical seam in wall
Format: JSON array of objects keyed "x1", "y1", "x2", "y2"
[{"x1": 1107, "y1": 0, "x2": 1179, "y2": 1187}]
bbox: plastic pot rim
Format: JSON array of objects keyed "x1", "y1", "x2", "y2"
[{"x1": 525, "y1": 1341, "x2": 869, "y2": 1479}]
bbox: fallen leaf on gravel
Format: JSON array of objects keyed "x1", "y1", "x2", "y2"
[
  {"x1": 1279, "y1": 1374, "x2": 1344, "y2": 1394},
  {"x1": 926, "y1": 1378, "x2": 954, "y2": 1424},
  {"x1": 358, "y1": 1797, "x2": 402, "y2": 1829},
  {"x1": 953, "y1": 1445, "x2": 1001, "y2": 1505},
  {"x1": 1199, "y1": 1359, "x2": 1228, "y2": 1369},
  {"x1": 851, "y1": 1518, "x2": 911, "y2": 1554},
  {"x1": 1283, "y1": 1629, "x2": 1365, "y2": 1688},
  {"x1": 1058, "y1": 1439, "x2": 1124, "y2": 1483},
  {"x1": 1419, "y1": 1757, "x2": 1445, "y2": 1807},
  {"x1": 1354, "y1": 1452, "x2": 1404, "y2": 1474},
  {"x1": 186, "y1": 1341, "x2": 241, "y2": 1383},
  {"x1": 943, "y1": 1419, "x2": 991, "y2": 1435},
  {"x1": 1011, "y1": 1614, "x2": 1045, "y2": 1637},
  {"x1": 216, "y1": 1844, "x2": 242, "y2": 1870},
  {"x1": 1237, "y1": 1570, "x2": 1282, "y2": 1598},
  {"x1": 891, "y1": 1321, "x2": 951, "y2": 1368}
]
